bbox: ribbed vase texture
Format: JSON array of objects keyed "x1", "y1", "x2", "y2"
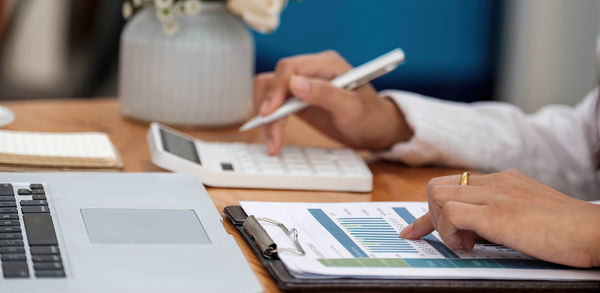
[{"x1": 119, "y1": 6, "x2": 254, "y2": 126}]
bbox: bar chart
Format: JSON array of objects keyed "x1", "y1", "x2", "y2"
[{"x1": 337, "y1": 217, "x2": 418, "y2": 254}]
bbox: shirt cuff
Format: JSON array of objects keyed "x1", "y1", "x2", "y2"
[{"x1": 377, "y1": 90, "x2": 479, "y2": 168}]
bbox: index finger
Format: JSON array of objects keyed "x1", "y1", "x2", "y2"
[
  {"x1": 261, "y1": 51, "x2": 351, "y2": 115},
  {"x1": 399, "y1": 212, "x2": 434, "y2": 239}
]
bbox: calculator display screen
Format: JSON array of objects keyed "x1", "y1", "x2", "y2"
[{"x1": 159, "y1": 128, "x2": 201, "y2": 165}]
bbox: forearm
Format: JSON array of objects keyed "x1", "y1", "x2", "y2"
[{"x1": 378, "y1": 89, "x2": 600, "y2": 200}]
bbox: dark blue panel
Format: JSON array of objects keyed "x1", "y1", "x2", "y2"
[{"x1": 252, "y1": 0, "x2": 500, "y2": 101}]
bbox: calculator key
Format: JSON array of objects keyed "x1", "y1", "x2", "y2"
[
  {"x1": 0, "y1": 184, "x2": 14, "y2": 196},
  {"x1": 34, "y1": 262, "x2": 63, "y2": 270},
  {"x1": 35, "y1": 270, "x2": 65, "y2": 278},
  {"x1": 0, "y1": 196, "x2": 15, "y2": 202},
  {"x1": 20, "y1": 200, "x2": 48, "y2": 206},
  {"x1": 283, "y1": 157, "x2": 306, "y2": 164},
  {"x1": 22, "y1": 206, "x2": 50, "y2": 213},
  {"x1": 30, "y1": 184, "x2": 44, "y2": 190},
  {"x1": 0, "y1": 247, "x2": 25, "y2": 254},
  {"x1": 30, "y1": 246, "x2": 60, "y2": 255},
  {"x1": 0, "y1": 202, "x2": 16, "y2": 208},
  {"x1": 0, "y1": 239, "x2": 24, "y2": 247},
  {"x1": 32, "y1": 255, "x2": 61, "y2": 263},
  {"x1": 0, "y1": 233, "x2": 22, "y2": 240},
  {"x1": 220, "y1": 162, "x2": 234, "y2": 172},
  {"x1": 2, "y1": 261, "x2": 29, "y2": 278},
  {"x1": 24, "y1": 213, "x2": 58, "y2": 246},
  {"x1": 257, "y1": 157, "x2": 279, "y2": 164},
  {"x1": 17, "y1": 189, "x2": 32, "y2": 195},
  {"x1": 1, "y1": 253, "x2": 26, "y2": 261},
  {"x1": 0, "y1": 226, "x2": 21, "y2": 233},
  {"x1": 32, "y1": 195, "x2": 47, "y2": 200}
]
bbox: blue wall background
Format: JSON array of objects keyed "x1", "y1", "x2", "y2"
[{"x1": 252, "y1": 0, "x2": 501, "y2": 102}]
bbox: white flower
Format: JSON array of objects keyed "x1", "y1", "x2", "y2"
[
  {"x1": 133, "y1": 0, "x2": 144, "y2": 8},
  {"x1": 154, "y1": 0, "x2": 173, "y2": 9},
  {"x1": 184, "y1": 0, "x2": 202, "y2": 16},
  {"x1": 173, "y1": 1, "x2": 186, "y2": 16},
  {"x1": 122, "y1": 2, "x2": 133, "y2": 20},
  {"x1": 163, "y1": 20, "x2": 179, "y2": 36},
  {"x1": 227, "y1": 0, "x2": 285, "y2": 33},
  {"x1": 156, "y1": 6, "x2": 174, "y2": 22}
]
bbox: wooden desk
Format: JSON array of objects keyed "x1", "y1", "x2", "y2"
[{"x1": 1, "y1": 98, "x2": 466, "y2": 292}]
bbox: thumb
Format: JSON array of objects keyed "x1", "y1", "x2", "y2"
[{"x1": 289, "y1": 75, "x2": 358, "y2": 116}]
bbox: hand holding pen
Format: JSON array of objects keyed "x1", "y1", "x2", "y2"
[{"x1": 246, "y1": 49, "x2": 414, "y2": 155}]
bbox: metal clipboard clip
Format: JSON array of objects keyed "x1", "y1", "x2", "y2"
[{"x1": 242, "y1": 215, "x2": 306, "y2": 259}]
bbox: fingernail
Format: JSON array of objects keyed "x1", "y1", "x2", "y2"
[
  {"x1": 399, "y1": 224, "x2": 412, "y2": 238},
  {"x1": 260, "y1": 99, "x2": 270, "y2": 115},
  {"x1": 290, "y1": 75, "x2": 310, "y2": 94}
]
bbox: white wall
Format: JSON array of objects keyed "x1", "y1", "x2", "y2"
[{"x1": 498, "y1": 0, "x2": 599, "y2": 112}]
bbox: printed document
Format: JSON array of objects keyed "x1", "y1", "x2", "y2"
[{"x1": 240, "y1": 201, "x2": 600, "y2": 280}]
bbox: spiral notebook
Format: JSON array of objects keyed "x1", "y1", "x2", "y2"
[{"x1": 0, "y1": 129, "x2": 122, "y2": 171}]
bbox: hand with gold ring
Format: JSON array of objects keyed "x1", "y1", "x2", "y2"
[{"x1": 399, "y1": 169, "x2": 600, "y2": 268}]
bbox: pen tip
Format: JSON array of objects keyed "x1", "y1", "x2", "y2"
[{"x1": 239, "y1": 123, "x2": 252, "y2": 132}]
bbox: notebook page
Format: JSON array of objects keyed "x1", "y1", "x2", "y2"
[{"x1": 0, "y1": 130, "x2": 117, "y2": 159}]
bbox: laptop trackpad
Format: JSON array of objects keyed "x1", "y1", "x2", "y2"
[{"x1": 81, "y1": 209, "x2": 211, "y2": 244}]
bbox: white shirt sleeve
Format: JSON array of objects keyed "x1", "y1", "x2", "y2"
[{"x1": 379, "y1": 89, "x2": 600, "y2": 200}]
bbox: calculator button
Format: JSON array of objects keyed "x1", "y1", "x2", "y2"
[
  {"x1": 220, "y1": 162, "x2": 234, "y2": 171},
  {"x1": 257, "y1": 157, "x2": 279, "y2": 164}
]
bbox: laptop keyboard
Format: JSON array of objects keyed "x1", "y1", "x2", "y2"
[{"x1": 0, "y1": 183, "x2": 65, "y2": 278}]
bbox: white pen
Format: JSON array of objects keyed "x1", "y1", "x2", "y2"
[{"x1": 239, "y1": 48, "x2": 406, "y2": 132}]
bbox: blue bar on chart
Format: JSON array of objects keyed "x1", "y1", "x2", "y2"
[
  {"x1": 392, "y1": 207, "x2": 459, "y2": 258},
  {"x1": 308, "y1": 209, "x2": 369, "y2": 257}
]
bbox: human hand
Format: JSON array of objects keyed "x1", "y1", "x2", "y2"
[
  {"x1": 253, "y1": 50, "x2": 413, "y2": 155},
  {"x1": 399, "y1": 169, "x2": 600, "y2": 268}
]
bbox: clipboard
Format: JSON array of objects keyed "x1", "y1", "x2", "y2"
[{"x1": 224, "y1": 205, "x2": 600, "y2": 292}]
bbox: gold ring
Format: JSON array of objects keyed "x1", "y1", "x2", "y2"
[{"x1": 460, "y1": 172, "x2": 470, "y2": 186}]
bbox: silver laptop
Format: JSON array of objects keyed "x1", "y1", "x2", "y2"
[{"x1": 0, "y1": 172, "x2": 262, "y2": 293}]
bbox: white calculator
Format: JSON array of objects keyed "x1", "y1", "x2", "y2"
[{"x1": 147, "y1": 123, "x2": 373, "y2": 192}]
